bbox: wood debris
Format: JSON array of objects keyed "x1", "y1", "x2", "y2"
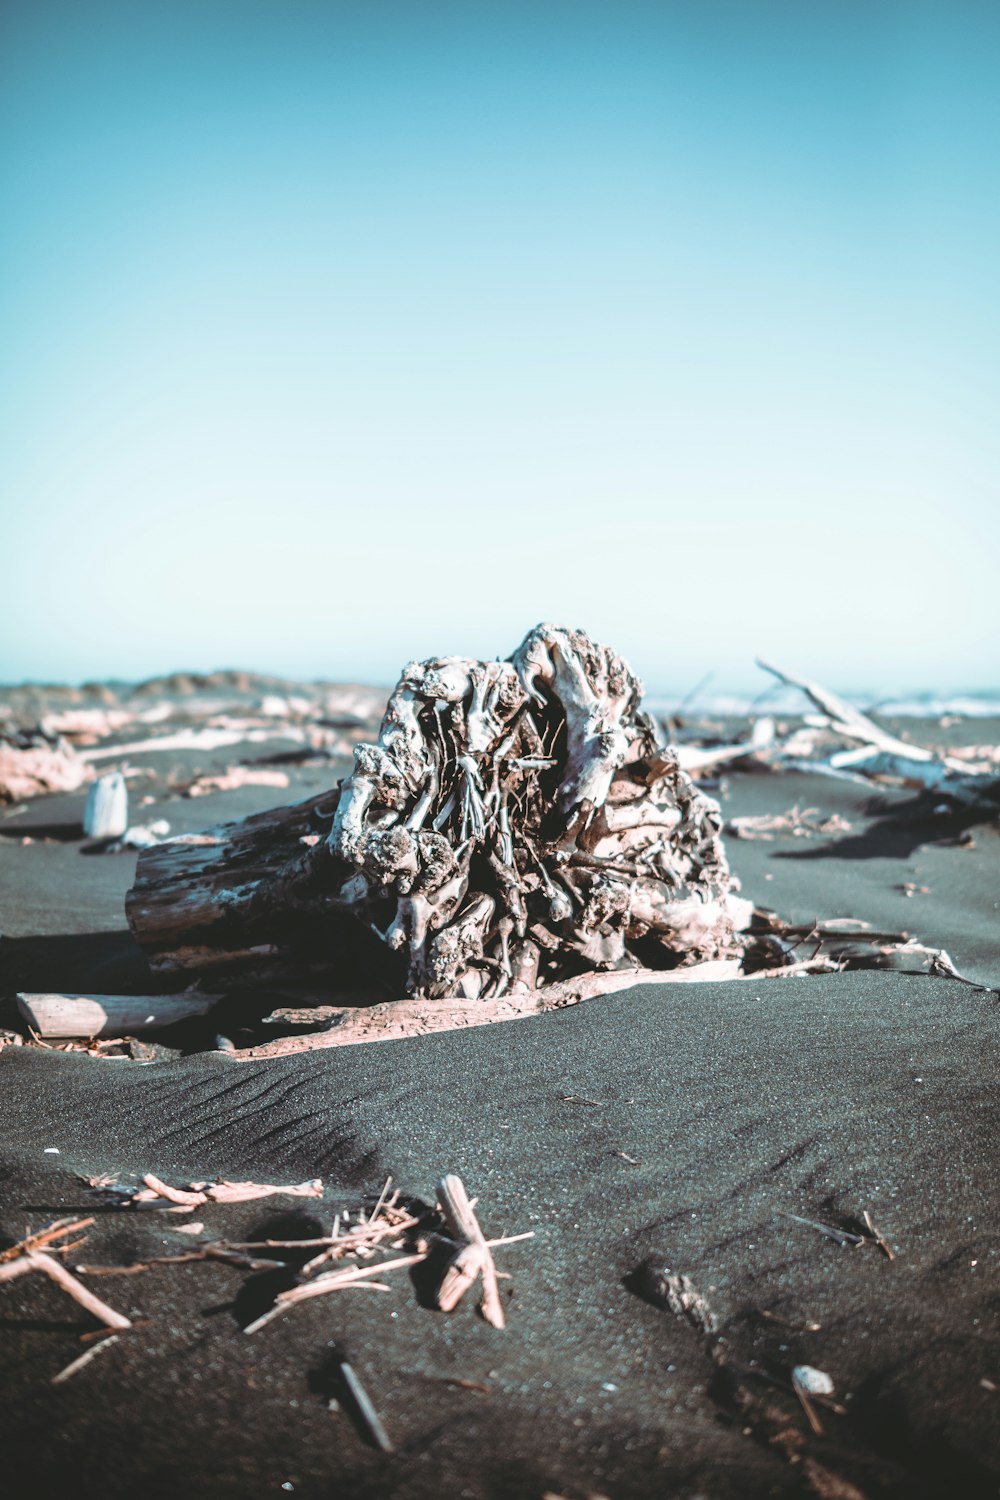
[
  {"x1": 51, "y1": 1333, "x2": 121, "y2": 1384},
  {"x1": 756, "y1": 659, "x2": 1000, "y2": 808},
  {"x1": 185, "y1": 767, "x2": 290, "y2": 797},
  {"x1": 727, "y1": 806, "x2": 852, "y2": 841},
  {"x1": 632, "y1": 1262, "x2": 718, "y2": 1335},
  {"x1": 239, "y1": 1176, "x2": 530, "y2": 1335},
  {"x1": 16, "y1": 990, "x2": 219, "y2": 1040},
  {"x1": 0, "y1": 1218, "x2": 131, "y2": 1331},
  {"x1": 436, "y1": 1174, "x2": 505, "y2": 1328},
  {"x1": 778, "y1": 1211, "x2": 866, "y2": 1248},
  {"x1": 330, "y1": 1350, "x2": 393, "y2": 1452},
  {"x1": 0, "y1": 727, "x2": 92, "y2": 802},
  {"x1": 132, "y1": 1174, "x2": 323, "y2": 1207}
]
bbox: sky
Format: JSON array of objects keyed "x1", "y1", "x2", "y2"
[{"x1": 1, "y1": 0, "x2": 998, "y2": 696}]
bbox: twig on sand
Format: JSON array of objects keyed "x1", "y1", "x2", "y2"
[
  {"x1": 862, "y1": 1210, "x2": 895, "y2": 1261},
  {"x1": 129, "y1": 1174, "x2": 324, "y2": 1208},
  {"x1": 335, "y1": 1351, "x2": 393, "y2": 1452},
  {"x1": 436, "y1": 1175, "x2": 506, "y2": 1329},
  {"x1": 51, "y1": 1332, "x2": 121, "y2": 1384},
  {"x1": 243, "y1": 1253, "x2": 428, "y2": 1334},
  {"x1": 0, "y1": 1250, "x2": 132, "y2": 1330},
  {"x1": 0, "y1": 1217, "x2": 95, "y2": 1264},
  {"x1": 778, "y1": 1211, "x2": 865, "y2": 1248},
  {"x1": 77, "y1": 1246, "x2": 288, "y2": 1276}
]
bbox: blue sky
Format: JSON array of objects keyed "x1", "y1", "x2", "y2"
[{"x1": 1, "y1": 1, "x2": 997, "y2": 693}]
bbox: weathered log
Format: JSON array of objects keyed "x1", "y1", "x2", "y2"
[
  {"x1": 16, "y1": 990, "x2": 220, "y2": 1039},
  {"x1": 127, "y1": 625, "x2": 752, "y2": 998},
  {"x1": 125, "y1": 791, "x2": 388, "y2": 987}
]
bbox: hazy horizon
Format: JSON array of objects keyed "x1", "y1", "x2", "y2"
[{"x1": 2, "y1": 1, "x2": 998, "y2": 695}]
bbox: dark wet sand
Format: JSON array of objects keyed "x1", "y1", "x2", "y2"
[{"x1": 1, "y1": 724, "x2": 999, "y2": 1499}]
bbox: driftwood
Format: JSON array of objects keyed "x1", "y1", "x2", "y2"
[
  {"x1": 0, "y1": 1218, "x2": 132, "y2": 1332},
  {"x1": 0, "y1": 728, "x2": 91, "y2": 802},
  {"x1": 757, "y1": 659, "x2": 1000, "y2": 807},
  {"x1": 127, "y1": 625, "x2": 752, "y2": 1001},
  {"x1": 83, "y1": 771, "x2": 128, "y2": 838},
  {"x1": 16, "y1": 990, "x2": 219, "y2": 1039},
  {"x1": 436, "y1": 1174, "x2": 505, "y2": 1328}
]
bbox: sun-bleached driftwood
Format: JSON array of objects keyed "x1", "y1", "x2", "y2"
[
  {"x1": 0, "y1": 729, "x2": 92, "y2": 802},
  {"x1": 127, "y1": 625, "x2": 754, "y2": 1001},
  {"x1": 0, "y1": 1245, "x2": 132, "y2": 1330},
  {"x1": 228, "y1": 957, "x2": 853, "y2": 1057},
  {"x1": 16, "y1": 990, "x2": 220, "y2": 1039},
  {"x1": 83, "y1": 770, "x2": 128, "y2": 838},
  {"x1": 436, "y1": 1174, "x2": 505, "y2": 1328},
  {"x1": 757, "y1": 659, "x2": 1000, "y2": 807}
]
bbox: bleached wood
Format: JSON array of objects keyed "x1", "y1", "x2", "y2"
[
  {"x1": 436, "y1": 1174, "x2": 505, "y2": 1328},
  {"x1": 16, "y1": 990, "x2": 219, "y2": 1038},
  {"x1": 128, "y1": 625, "x2": 749, "y2": 1000}
]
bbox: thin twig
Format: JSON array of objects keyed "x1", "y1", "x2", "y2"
[
  {"x1": 862, "y1": 1210, "x2": 895, "y2": 1261},
  {"x1": 0, "y1": 1217, "x2": 94, "y2": 1265},
  {"x1": 338, "y1": 1355, "x2": 393, "y2": 1452},
  {"x1": 778, "y1": 1211, "x2": 865, "y2": 1248},
  {"x1": 52, "y1": 1333, "x2": 121, "y2": 1384},
  {"x1": 0, "y1": 1251, "x2": 132, "y2": 1329}
]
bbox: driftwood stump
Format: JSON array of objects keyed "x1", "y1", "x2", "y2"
[{"x1": 127, "y1": 625, "x2": 752, "y2": 998}]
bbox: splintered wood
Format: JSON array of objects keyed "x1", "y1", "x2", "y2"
[{"x1": 241, "y1": 1175, "x2": 529, "y2": 1335}]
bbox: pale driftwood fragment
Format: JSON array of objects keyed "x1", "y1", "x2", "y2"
[
  {"x1": 15, "y1": 990, "x2": 219, "y2": 1039},
  {"x1": 757, "y1": 658, "x2": 1000, "y2": 807},
  {"x1": 0, "y1": 730, "x2": 91, "y2": 802},
  {"x1": 132, "y1": 1175, "x2": 324, "y2": 1207},
  {"x1": 436, "y1": 1174, "x2": 505, "y2": 1329},
  {"x1": 83, "y1": 770, "x2": 128, "y2": 838},
  {"x1": 0, "y1": 1252, "x2": 132, "y2": 1330},
  {"x1": 336, "y1": 1355, "x2": 394, "y2": 1452},
  {"x1": 242, "y1": 1252, "x2": 428, "y2": 1333},
  {"x1": 756, "y1": 659, "x2": 937, "y2": 762},
  {"x1": 436, "y1": 1240, "x2": 486, "y2": 1312},
  {"x1": 231, "y1": 958, "x2": 847, "y2": 1059},
  {"x1": 51, "y1": 1333, "x2": 121, "y2": 1384}
]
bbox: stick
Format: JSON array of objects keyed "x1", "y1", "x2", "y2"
[
  {"x1": 140, "y1": 1173, "x2": 205, "y2": 1206},
  {"x1": 337, "y1": 1355, "x2": 393, "y2": 1452},
  {"x1": 0, "y1": 1252, "x2": 132, "y2": 1329},
  {"x1": 242, "y1": 1253, "x2": 427, "y2": 1334},
  {"x1": 756, "y1": 658, "x2": 934, "y2": 762},
  {"x1": 862, "y1": 1210, "x2": 895, "y2": 1261},
  {"x1": 51, "y1": 1333, "x2": 121, "y2": 1384},
  {"x1": 437, "y1": 1175, "x2": 505, "y2": 1329},
  {"x1": 778, "y1": 1211, "x2": 865, "y2": 1248},
  {"x1": 0, "y1": 1217, "x2": 94, "y2": 1265}
]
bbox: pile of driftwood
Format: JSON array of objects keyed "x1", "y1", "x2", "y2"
[
  {"x1": 682, "y1": 660, "x2": 1000, "y2": 810},
  {"x1": 2, "y1": 1171, "x2": 527, "y2": 1444}
]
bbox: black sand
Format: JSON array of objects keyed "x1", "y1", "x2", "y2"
[{"x1": 2, "y1": 725, "x2": 999, "y2": 1498}]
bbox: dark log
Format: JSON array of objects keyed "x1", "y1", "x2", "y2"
[{"x1": 125, "y1": 791, "x2": 396, "y2": 991}]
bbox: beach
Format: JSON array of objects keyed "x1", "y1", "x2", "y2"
[{"x1": 1, "y1": 685, "x2": 998, "y2": 1499}]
